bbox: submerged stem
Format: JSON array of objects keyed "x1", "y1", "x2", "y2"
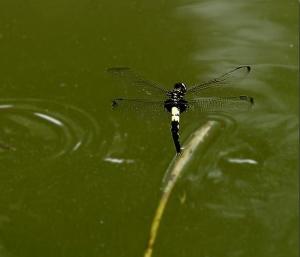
[{"x1": 143, "y1": 120, "x2": 219, "y2": 257}]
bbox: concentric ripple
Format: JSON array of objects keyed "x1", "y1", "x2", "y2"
[{"x1": 0, "y1": 99, "x2": 101, "y2": 160}]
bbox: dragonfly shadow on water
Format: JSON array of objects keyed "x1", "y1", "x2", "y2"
[{"x1": 108, "y1": 66, "x2": 254, "y2": 154}]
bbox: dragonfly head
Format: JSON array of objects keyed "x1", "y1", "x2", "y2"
[{"x1": 174, "y1": 83, "x2": 187, "y2": 94}]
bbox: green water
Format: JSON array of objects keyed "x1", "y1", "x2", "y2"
[{"x1": 0, "y1": 1, "x2": 298, "y2": 257}]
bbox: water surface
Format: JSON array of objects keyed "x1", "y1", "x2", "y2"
[{"x1": 0, "y1": 0, "x2": 298, "y2": 257}]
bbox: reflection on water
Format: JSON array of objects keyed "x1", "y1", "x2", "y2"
[
  {"x1": 178, "y1": 1, "x2": 296, "y2": 69},
  {"x1": 0, "y1": 99, "x2": 101, "y2": 159},
  {"x1": 226, "y1": 158, "x2": 258, "y2": 165},
  {"x1": 103, "y1": 157, "x2": 135, "y2": 164}
]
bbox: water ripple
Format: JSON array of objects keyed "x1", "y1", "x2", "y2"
[{"x1": 0, "y1": 99, "x2": 100, "y2": 160}]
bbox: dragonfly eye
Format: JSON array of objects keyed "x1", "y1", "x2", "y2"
[{"x1": 174, "y1": 83, "x2": 187, "y2": 93}]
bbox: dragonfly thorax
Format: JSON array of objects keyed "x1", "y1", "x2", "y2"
[
  {"x1": 167, "y1": 83, "x2": 186, "y2": 100},
  {"x1": 164, "y1": 83, "x2": 188, "y2": 113}
]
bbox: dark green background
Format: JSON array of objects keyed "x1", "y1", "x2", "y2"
[{"x1": 0, "y1": 1, "x2": 298, "y2": 257}]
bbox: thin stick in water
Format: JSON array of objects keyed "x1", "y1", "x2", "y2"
[{"x1": 144, "y1": 120, "x2": 219, "y2": 257}]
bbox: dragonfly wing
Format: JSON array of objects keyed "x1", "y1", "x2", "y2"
[
  {"x1": 187, "y1": 96, "x2": 254, "y2": 113},
  {"x1": 107, "y1": 67, "x2": 168, "y2": 98},
  {"x1": 186, "y1": 66, "x2": 251, "y2": 97},
  {"x1": 112, "y1": 98, "x2": 166, "y2": 115}
]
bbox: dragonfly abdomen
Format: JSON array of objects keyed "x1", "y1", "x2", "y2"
[{"x1": 171, "y1": 107, "x2": 181, "y2": 153}]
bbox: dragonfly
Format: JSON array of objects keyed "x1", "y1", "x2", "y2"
[{"x1": 108, "y1": 66, "x2": 254, "y2": 154}]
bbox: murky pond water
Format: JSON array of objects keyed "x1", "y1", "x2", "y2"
[{"x1": 0, "y1": 1, "x2": 297, "y2": 257}]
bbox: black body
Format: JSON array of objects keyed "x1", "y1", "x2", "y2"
[{"x1": 163, "y1": 83, "x2": 189, "y2": 153}]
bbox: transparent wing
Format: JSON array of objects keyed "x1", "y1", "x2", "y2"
[
  {"x1": 186, "y1": 66, "x2": 251, "y2": 97},
  {"x1": 187, "y1": 96, "x2": 254, "y2": 113},
  {"x1": 112, "y1": 98, "x2": 166, "y2": 114},
  {"x1": 107, "y1": 67, "x2": 168, "y2": 98}
]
